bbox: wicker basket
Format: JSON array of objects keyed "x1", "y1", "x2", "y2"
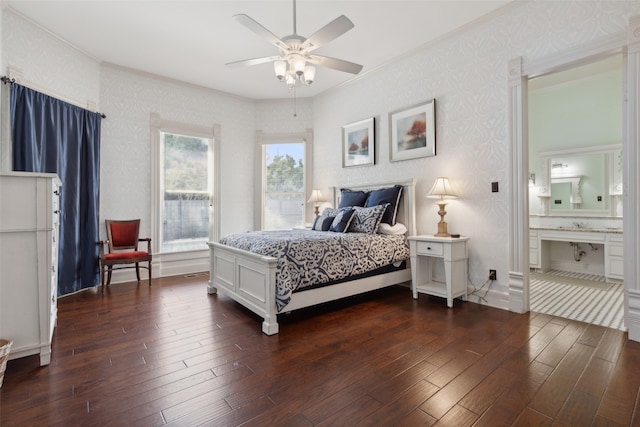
[{"x1": 0, "y1": 339, "x2": 13, "y2": 388}]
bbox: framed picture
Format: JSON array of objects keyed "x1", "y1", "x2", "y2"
[
  {"x1": 389, "y1": 99, "x2": 436, "y2": 162},
  {"x1": 342, "y1": 117, "x2": 375, "y2": 167}
]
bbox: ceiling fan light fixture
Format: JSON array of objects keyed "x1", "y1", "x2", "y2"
[
  {"x1": 227, "y1": 0, "x2": 362, "y2": 94},
  {"x1": 284, "y1": 72, "x2": 297, "y2": 86},
  {"x1": 291, "y1": 54, "x2": 306, "y2": 76},
  {"x1": 303, "y1": 65, "x2": 315, "y2": 85},
  {"x1": 274, "y1": 60, "x2": 287, "y2": 81}
]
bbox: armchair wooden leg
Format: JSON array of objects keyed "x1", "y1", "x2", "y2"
[
  {"x1": 107, "y1": 267, "x2": 113, "y2": 286},
  {"x1": 135, "y1": 263, "x2": 141, "y2": 282},
  {"x1": 148, "y1": 262, "x2": 152, "y2": 287}
]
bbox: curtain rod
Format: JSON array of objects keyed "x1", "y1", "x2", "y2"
[{"x1": 1, "y1": 76, "x2": 106, "y2": 119}]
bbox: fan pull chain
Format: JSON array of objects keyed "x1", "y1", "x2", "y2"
[{"x1": 293, "y1": 85, "x2": 297, "y2": 117}]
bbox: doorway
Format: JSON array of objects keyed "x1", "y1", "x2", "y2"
[
  {"x1": 527, "y1": 54, "x2": 625, "y2": 329},
  {"x1": 526, "y1": 55, "x2": 624, "y2": 329}
]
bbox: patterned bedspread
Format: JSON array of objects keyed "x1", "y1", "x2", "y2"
[{"x1": 219, "y1": 229, "x2": 410, "y2": 311}]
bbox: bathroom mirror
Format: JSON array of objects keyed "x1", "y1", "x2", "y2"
[{"x1": 537, "y1": 144, "x2": 622, "y2": 216}]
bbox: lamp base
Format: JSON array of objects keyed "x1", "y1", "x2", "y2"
[
  {"x1": 434, "y1": 202, "x2": 451, "y2": 237},
  {"x1": 434, "y1": 222, "x2": 451, "y2": 237}
]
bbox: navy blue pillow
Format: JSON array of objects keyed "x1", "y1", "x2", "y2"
[
  {"x1": 319, "y1": 216, "x2": 334, "y2": 231},
  {"x1": 339, "y1": 189, "x2": 369, "y2": 208},
  {"x1": 365, "y1": 185, "x2": 403, "y2": 225},
  {"x1": 312, "y1": 215, "x2": 335, "y2": 231},
  {"x1": 329, "y1": 208, "x2": 356, "y2": 232}
]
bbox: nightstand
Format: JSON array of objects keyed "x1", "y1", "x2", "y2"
[{"x1": 408, "y1": 235, "x2": 469, "y2": 308}]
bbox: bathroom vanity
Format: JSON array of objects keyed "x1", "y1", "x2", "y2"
[
  {"x1": 529, "y1": 227, "x2": 623, "y2": 281},
  {"x1": 529, "y1": 143, "x2": 623, "y2": 281}
]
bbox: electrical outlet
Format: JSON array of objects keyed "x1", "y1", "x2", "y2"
[{"x1": 489, "y1": 269, "x2": 497, "y2": 281}]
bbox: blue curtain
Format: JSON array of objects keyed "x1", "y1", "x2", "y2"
[{"x1": 10, "y1": 84, "x2": 101, "y2": 295}]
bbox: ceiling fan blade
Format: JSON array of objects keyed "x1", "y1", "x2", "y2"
[
  {"x1": 302, "y1": 15, "x2": 354, "y2": 51},
  {"x1": 225, "y1": 56, "x2": 280, "y2": 68},
  {"x1": 308, "y1": 55, "x2": 363, "y2": 75},
  {"x1": 233, "y1": 14, "x2": 287, "y2": 50}
]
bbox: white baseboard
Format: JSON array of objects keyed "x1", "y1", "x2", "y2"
[
  {"x1": 467, "y1": 285, "x2": 511, "y2": 311},
  {"x1": 103, "y1": 250, "x2": 209, "y2": 285}
]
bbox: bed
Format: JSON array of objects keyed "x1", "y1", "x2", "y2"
[{"x1": 207, "y1": 179, "x2": 416, "y2": 335}]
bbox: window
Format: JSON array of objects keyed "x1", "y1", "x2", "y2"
[
  {"x1": 150, "y1": 114, "x2": 220, "y2": 255},
  {"x1": 257, "y1": 130, "x2": 313, "y2": 231},
  {"x1": 263, "y1": 142, "x2": 305, "y2": 230},
  {"x1": 159, "y1": 132, "x2": 212, "y2": 252}
]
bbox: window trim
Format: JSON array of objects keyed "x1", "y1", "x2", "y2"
[
  {"x1": 255, "y1": 129, "x2": 313, "y2": 230},
  {"x1": 150, "y1": 113, "x2": 221, "y2": 254}
]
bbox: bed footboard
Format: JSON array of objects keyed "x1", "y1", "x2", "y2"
[{"x1": 207, "y1": 242, "x2": 279, "y2": 335}]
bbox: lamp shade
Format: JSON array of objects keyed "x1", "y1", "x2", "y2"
[
  {"x1": 274, "y1": 60, "x2": 287, "y2": 80},
  {"x1": 291, "y1": 54, "x2": 306, "y2": 75},
  {"x1": 307, "y1": 189, "x2": 325, "y2": 204},
  {"x1": 303, "y1": 65, "x2": 316, "y2": 84},
  {"x1": 427, "y1": 177, "x2": 457, "y2": 200}
]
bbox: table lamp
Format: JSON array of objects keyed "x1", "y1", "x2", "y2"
[
  {"x1": 427, "y1": 177, "x2": 458, "y2": 237},
  {"x1": 307, "y1": 189, "x2": 326, "y2": 216}
]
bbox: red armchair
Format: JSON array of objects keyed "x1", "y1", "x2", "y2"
[{"x1": 99, "y1": 219, "x2": 152, "y2": 292}]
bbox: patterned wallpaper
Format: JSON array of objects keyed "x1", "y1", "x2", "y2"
[
  {"x1": 255, "y1": 97, "x2": 313, "y2": 133},
  {"x1": 3, "y1": 2, "x2": 640, "y2": 304},
  {"x1": 312, "y1": 0, "x2": 640, "y2": 305},
  {"x1": 1, "y1": 10, "x2": 101, "y2": 108},
  {"x1": 99, "y1": 66, "x2": 257, "y2": 238}
]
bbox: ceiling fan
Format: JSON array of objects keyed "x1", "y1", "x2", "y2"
[{"x1": 226, "y1": 0, "x2": 363, "y2": 87}]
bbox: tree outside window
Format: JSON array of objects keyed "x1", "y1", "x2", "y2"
[{"x1": 264, "y1": 143, "x2": 305, "y2": 230}]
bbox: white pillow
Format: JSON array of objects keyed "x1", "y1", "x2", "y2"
[{"x1": 377, "y1": 222, "x2": 407, "y2": 235}]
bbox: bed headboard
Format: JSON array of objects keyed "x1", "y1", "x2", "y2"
[{"x1": 331, "y1": 179, "x2": 417, "y2": 236}]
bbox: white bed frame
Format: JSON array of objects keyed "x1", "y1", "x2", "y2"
[{"x1": 207, "y1": 179, "x2": 417, "y2": 335}]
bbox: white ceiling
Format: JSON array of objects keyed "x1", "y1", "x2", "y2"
[{"x1": 6, "y1": 0, "x2": 513, "y2": 100}]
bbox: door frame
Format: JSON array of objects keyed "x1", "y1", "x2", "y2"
[{"x1": 508, "y1": 17, "x2": 640, "y2": 340}]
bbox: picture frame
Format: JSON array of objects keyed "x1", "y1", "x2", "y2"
[
  {"x1": 342, "y1": 117, "x2": 375, "y2": 167},
  {"x1": 389, "y1": 99, "x2": 436, "y2": 162}
]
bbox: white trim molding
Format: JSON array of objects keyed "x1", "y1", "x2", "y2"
[
  {"x1": 254, "y1": 129, "x2": 314, "y2": 230},
  {"x1": 509, "y1": 19, "x2": 640, "y2": 340},
  {"x1": 149, "y1": 112, "x2": 221, "y2": 278},
  {"x1": 624, "y1": 16, "x2": 640, "y2": 341},
  {"x1": 508, "y1": 56, "x2": 529, "y2": 314}
]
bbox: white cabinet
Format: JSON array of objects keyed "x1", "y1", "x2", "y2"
[
  {"x1": 0, "y1": 172, "x2": 60, "y2": 366},
  {"x1": 605, "y1": 234, "x2": 624, "y2": 281},
  {"x1": 529, "y1": 229, "x2": 540, "y2": 269},
  {"x1": 530, "y1": 228, "x2": 623, "y2": 282},
  {"x1": 408, "y1": 235, "x2": 469, "y2": 308}
]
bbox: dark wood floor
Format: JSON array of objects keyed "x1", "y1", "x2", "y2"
[{"x1": 1, "y1": 274, "x2": 639, "y2": 426}]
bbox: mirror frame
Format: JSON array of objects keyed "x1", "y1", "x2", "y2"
[{"x1": 535, "y1": 143, "x2": 622, "y2": 217}]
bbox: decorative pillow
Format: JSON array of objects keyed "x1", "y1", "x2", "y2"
[
  {"x1": 329, "y1": 208, "x2": 356, "y2": 232},
  {"x1": 365, "y1": 185, "x2": 403, "y2": 225},
  {"x1": 316, "y1": 216, "x2": 334, "y2": 231},
  {"x1": 378, "y1": 222, "x2": 408, "y2": 235},
  {"x1": 348, "y1": 203, "x2": 388, "y2": 234},
  {"x1": 312, "y1": 215, "x2": 334, "y2": 231},
  {"x1": 314, "y1": 207, "x2": 341, "y2": 231},
  {"x1": 339, "y1": 189, "x2": 369, "y2": 208}
]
